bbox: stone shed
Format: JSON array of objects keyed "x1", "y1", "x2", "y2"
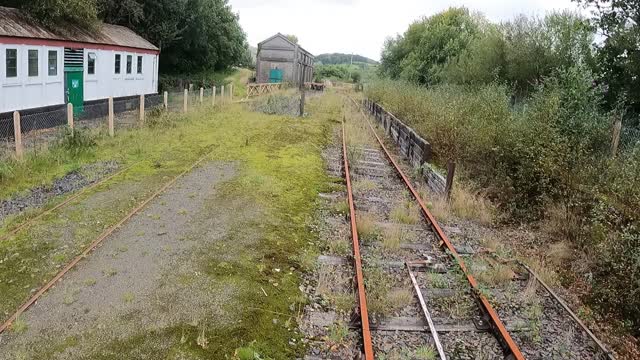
[{"x1": 255, "y1": 33, "x2": 313, "y2": 86}]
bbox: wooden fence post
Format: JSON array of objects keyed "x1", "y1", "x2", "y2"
[
  {"x1": 229, "y1": 84, "x2": 233, "y2": 102},
  {"x1": 13, "y1": 111, "x2": 22, "y2": 160},
  {"x1": 611, "y1": 118, "x2": 622, "y2": 158},
  {"x1": 221, "y1": 85, "x2": 225, "y2": 104},
  {"x1": 108, "y1": 97, "x2": 114, "y2": 137},
  {"x1": 163, "y1": 91, "x2": 168, "y2": 110},
  {"x1": 299, "y1": 90, "x2": 306, "y2": 117},
  {"x1": 445, "y1": 161, "x2": 456, "y2": 200},
  {"x1": 183, "y1": 89, "x2": 188, "y2": 113},
  {"x1": 67, "y1": 103, "x2": 74, "y2": 134},
  {"x1": 212, "y1": 86, "x2": 216, "y2": 106},
  {"x1": 200, "y1": 87, "x2": 204, "y2": 104},
  {"x1": 139, "y1": 94, "x2": 145, "y2": 125}
]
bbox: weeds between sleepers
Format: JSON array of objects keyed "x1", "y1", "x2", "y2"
[
  {"x1": 356, "y1": 94, "x2": 617, "y2": 359},
  {"x1": 344, "y1": 95, "x2": 527, "y2": 359}
]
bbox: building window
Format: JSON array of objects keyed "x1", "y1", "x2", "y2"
[
  {"x1": 28, "y1": 49, "x2": 38, "y2": 77},
  {"x1": 5, "y1": 49, "x2": 17, "y2": 78},
  {"x1": 87, "y1": 52, "x2": 96, "y2": 75},
  {"x1": 115, "y1": 54, "x2": 121, "y2": 74},
  {"x1": 137, "y1": 56, "x2": 143, "y2": 74},
  {"x1": 48, "y1": 50, "x2": 57, "y2": 76},
  {"x1": 126, "y1": 55, "x2": 132, "y2": 74}
]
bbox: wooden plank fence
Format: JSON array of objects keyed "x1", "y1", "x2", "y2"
[
  {"x1": 363, "y1": 98, "x2": 447, "y2": 195},
  {"x1": 246, "y1": 83, "x2": 282, "y2": 97}
]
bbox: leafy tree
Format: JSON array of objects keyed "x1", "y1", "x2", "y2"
[
  {"x1": 351, "y1": 71, "x2": 362, "y2": 83},
  {"x1": 1, "y1": 0, "x2": 248, "y2": 73},
  {"x1": 575, "y1": 0, "x2": 640, "y2": 118},
  {"x1": 315, "y1": 53, "x2": 378, "y2": 65},
  {"x1": 440, "y1": 23, "x2": 507, "y2": 85},
  {"x1": 314, "y1": 64, "x2": 363, "y2": 83},
  {"x1": 502, "y1": 12, "x2": 594, "y2": 95},
  {"x1": 98, "y1": 0, "x2": 248, "y2": 73},
  {"x1": 379, "y1": 7, "x2": 480, "y2": 85},
  {"x1": 440, "y1": 11, "x2": 595, "y2": 96},
  {"x1": 315, "y1": 64, "x2": 350, "y2": 81},
  {"x1": 284, "y1": 34, "x2": 298, "y2": 44},
  {"x1": 0, "y1": 0, "x2": 98, "y2": 29}
]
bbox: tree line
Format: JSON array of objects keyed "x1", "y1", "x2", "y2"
[
  {"x1": 0, "y1": 0, "x2": 251, "y2": 74},
  {"x1": 316, "y1": 53, "x2": 378, "y2": 65},
  {"x1": 380, "y1": 2, "x2": 639, "y2": 119}
]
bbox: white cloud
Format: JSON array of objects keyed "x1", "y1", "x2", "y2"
[{"x1": 228, "y1": 0, "x2": 584, "y2": 61}]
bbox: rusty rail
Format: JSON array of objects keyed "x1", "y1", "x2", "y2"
[
  {"x1": 519, "y1": 262, "x2": 614, "y2": 359},
  {"x1": 350, "y1": 96, "x2": 525, "y2": 360},
  {"x1": 0, "y1": 152, "x2": 213, "y2": 335},
  {"x1": 0, "y1": 163, "x2": 136, "y2": 243},
  {"x1": 341, "y1": 120, "x2": 374, "y2": 359}
]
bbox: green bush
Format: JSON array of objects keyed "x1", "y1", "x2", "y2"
[
  {"x1": 57, "y1": 127, "x2": 96, "y2": 157},
  {"x1": 366, "y1": 64, "x2": 611, "y2": 219},
  {"x1": 372, "y1": 5, "x2": 640, "y2": 335},
  {"x1": 366, "y1": 70, "x2": 640, "y2": 333}
]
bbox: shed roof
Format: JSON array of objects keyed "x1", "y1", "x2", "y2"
[
  {"x1": 0, "y1": 6, "x2": 159, "y2": 52},
  {"x1": 259, "y1": 33, "x2": 313, "y2": 57}
]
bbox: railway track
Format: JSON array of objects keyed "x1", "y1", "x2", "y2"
[{"x1": 304, "y1": 95, "x2": 613, "y2": 359}]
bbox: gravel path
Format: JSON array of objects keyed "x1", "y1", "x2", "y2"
[
  {"x1": 0, "y1": 161, "x2": 238, "y2": 359},
  {"x1": 0, "y1": 161, "x2": 120, "y2": 224}
]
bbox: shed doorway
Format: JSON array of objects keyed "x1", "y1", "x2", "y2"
[
  {"x1": 64, "y1": 48, "x2": 84, "y2": 114},
  {"x1": 269, "y1": 68, "x2": 283, "y2": 83}
]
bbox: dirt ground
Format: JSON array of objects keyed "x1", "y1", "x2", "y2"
[
  {"x1": 0, "y1": 92, "x2": 342, "y2": 359},
  {"x1": 0, "y1": 162, "x2": 239, "y2": 359}
]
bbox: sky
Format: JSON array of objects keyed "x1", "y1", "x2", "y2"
[{"x1": 228, "y1": 0, "x2": 587, "y2": 61}]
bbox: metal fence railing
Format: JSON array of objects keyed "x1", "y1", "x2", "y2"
[{"x1": 0, "y1": 87, "x2": 233, "y2": 162}]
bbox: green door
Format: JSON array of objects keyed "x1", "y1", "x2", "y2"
[
  {"x1": 269, "y1": 68, "x2": 283, "y2": 83},
  {"x1": 65, "y1": 68, "x2": 84, "y2": 114}
]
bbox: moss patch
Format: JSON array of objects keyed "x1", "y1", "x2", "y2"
[{"x1": 1, "y1": 92, "x2": 343, "y2": 359}]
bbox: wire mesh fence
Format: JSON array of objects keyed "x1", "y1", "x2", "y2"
[
  {"x1": 0, "y1": 87, "x2": 232, "y2": 161},
  {"x1": 113, "y1": 96, "x2": 141, "y2": 130},
  {"x1": 20, "y1": 108, "x2": 67, "y2": 157},
  {"x1": 78, "y1": 102, "x2": 109, "y2": 132},
  {"x1": 0, "y1": 113, "x2": 14, "y2": 161},
  {"x1": 167, "y1": 91, "x2": 184, "y2": 113}
]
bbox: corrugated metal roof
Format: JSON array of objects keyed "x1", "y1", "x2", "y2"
[{"x1": 0, "y1": 6, "x2": 158, "y2": 51}]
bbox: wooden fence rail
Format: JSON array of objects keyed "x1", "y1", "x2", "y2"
[
  {"x1": 246, "y1": 83, "x2": 282, "y2": 97},
  {"x1": 363, "y1": 98, "x2": 450, "y2": 195}
]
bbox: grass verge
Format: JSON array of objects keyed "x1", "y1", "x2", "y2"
[{"x1": 0, "y1": 92, "x2": 342, "y2": 359}]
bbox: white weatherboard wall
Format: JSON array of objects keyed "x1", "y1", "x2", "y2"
[
  {"x1": 0, "y1": 43, "x2": 158, "y2": 113},
  {"x1": 0, "y1": 44, "x2": 65, "y2": 113},
  {"x1": 83, "y1": 49, "x2": 158, "y2": 101}
]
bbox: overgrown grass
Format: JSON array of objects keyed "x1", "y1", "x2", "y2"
[
  {"x1": 356, "y1": 212, "x2": 380, "y2": 242},
  {"x1": 422, "y1": 182, "x2": 493, "y2": 225},
  {"x1": 381, "y1": 224, "x2": 405, "y2": 251},
  {"x1": 367, "y1": 77, "x2": 640, "y2": 334},
  {"x1": 389, "y1": 199, "x2": 419, "y2": 225},
  {"x1": 363, "y1": 262, "x2": 411, "y2": 317},
  {"x1": 0, "y1": 91, "x2": 342, "y2": 358}
]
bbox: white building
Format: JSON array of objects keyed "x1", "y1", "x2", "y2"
[{"x1": 0, "y1": 6, "x2": 159, "y2": 114}]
